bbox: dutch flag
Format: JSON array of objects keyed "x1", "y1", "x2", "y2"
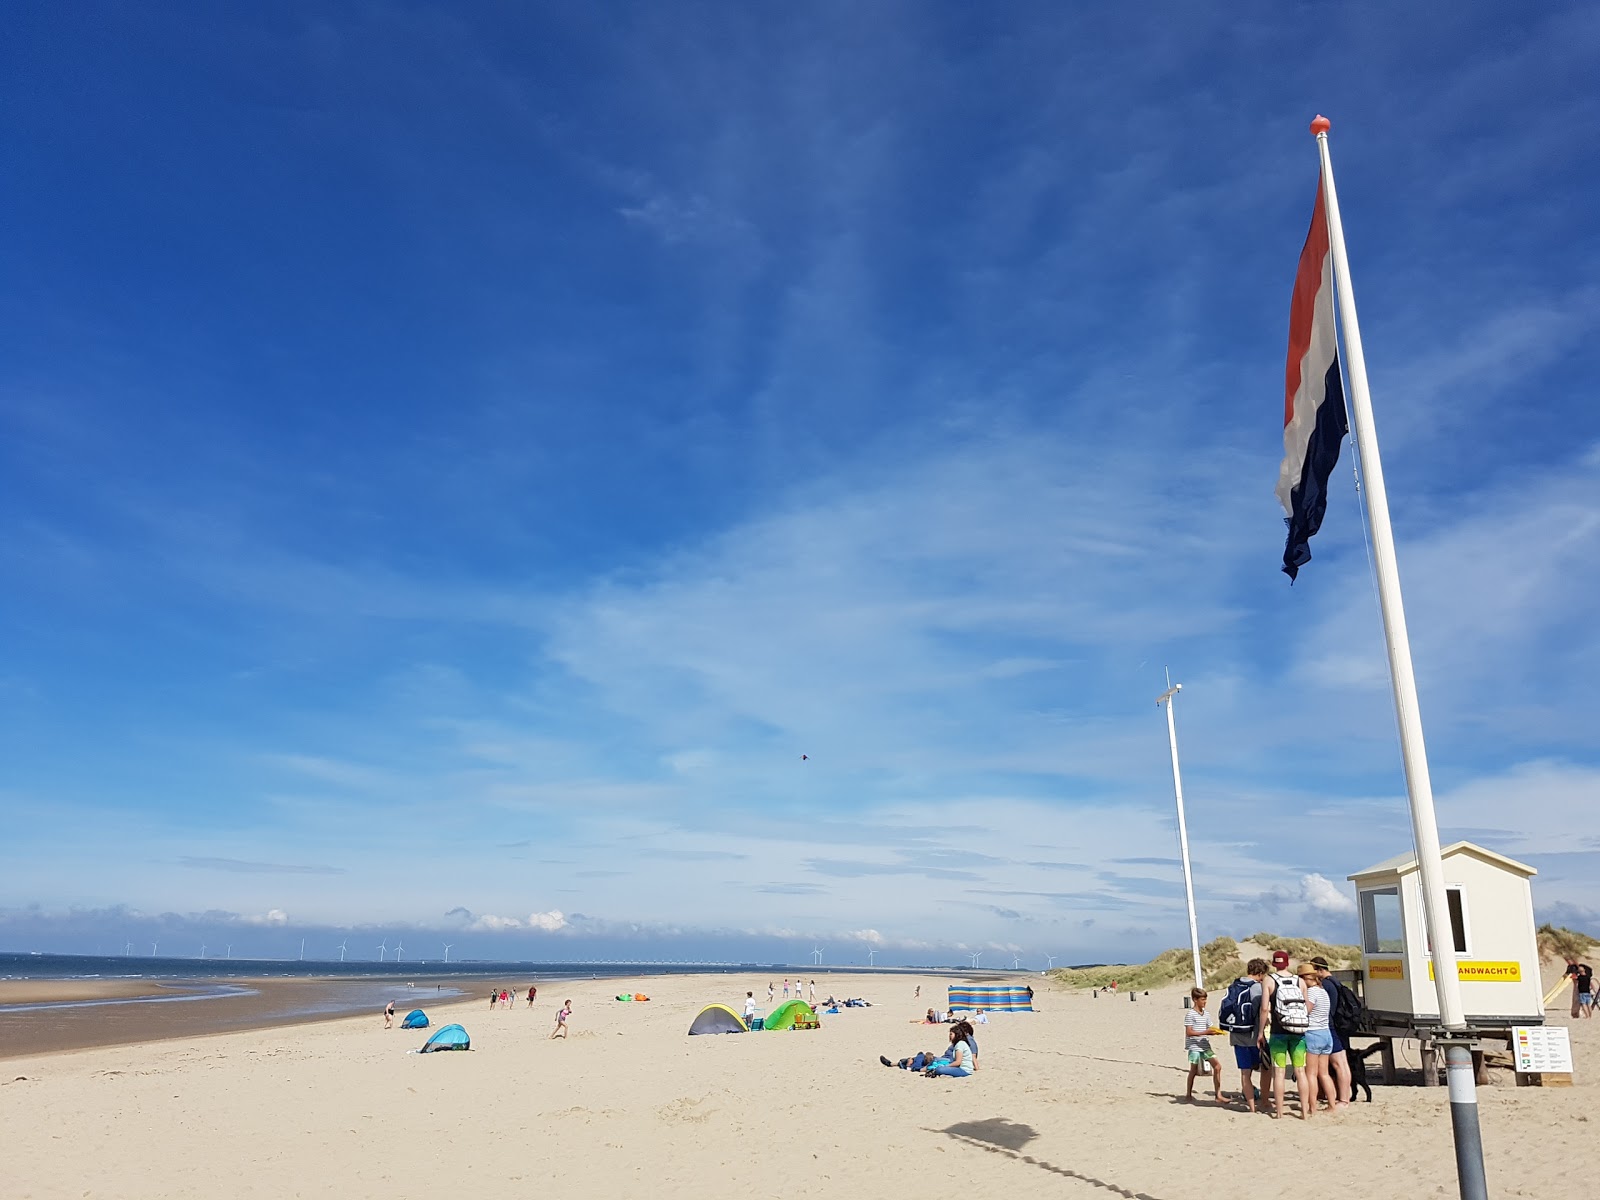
[{"x1": 1276, "y1": 178, "x2": 1349, "y2": 581}]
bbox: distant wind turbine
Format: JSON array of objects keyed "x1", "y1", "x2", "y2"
[
  {"x1": 810, "y1": 946, "x2": 823, "y2": 966},
  {"x1": 151, "y1": 942, "x2": 158, "y2": 956},
  {"x1": 299, "y1": 938, "x2": 306, "y2": 961},
  {"x1": 866, "y1": 949, "x2": 877, "y2": 967},
  {"x1": 1012, "y1": 954, "x2": 1022, "y2": 969},
  {"x1": 442, "y1": 944, "x2": 453, "y2": 963},
  {"x1": 1046, "y1": 954, "x2": 1057, "y2": 970},
  {"x1": 394, "y1": 940, "x2": 404, "y2": 963},
  {"x1": 225, "y1": 944, "x2": 232, "y2": 959},
  {"x1": 969, "y1": 951, "x2": 982, "y2": 969},
  {"x1": 377, "y1": 940, "x2": 387, "y2": 962},
  {"x1": 338, "y1": 940, "x2": 347, "y2": 963},
  {"x1": 124, "y1": 942, "x2": 133, "y2": 956},
  {"x1": 199, "y1": 944, "x2": 207, "y2": 959}
]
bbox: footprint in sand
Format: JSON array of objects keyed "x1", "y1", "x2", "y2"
[{"x1": 657, "y1": 1096, "x2": 715, "y2": 1124}]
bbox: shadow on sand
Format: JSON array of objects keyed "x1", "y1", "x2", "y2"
[{"x1": 933, "y1": 1118, "x2": 1170, "y2": 1199}]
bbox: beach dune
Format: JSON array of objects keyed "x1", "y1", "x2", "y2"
[{"x1": 2, "y1": 972, "x2": 1595, "y2": 1199}]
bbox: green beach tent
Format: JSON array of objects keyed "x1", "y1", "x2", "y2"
[{"x1": 761, "y1": 999, "x2": 819, "y2": 1031}]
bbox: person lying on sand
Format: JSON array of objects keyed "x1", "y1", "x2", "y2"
[
  {"x1": 881, "y1": 1049, "x2": 940, "y2": 1070},
  {"x1": 880, "y1": 1020, "x2": 979, "y2": 1075}
]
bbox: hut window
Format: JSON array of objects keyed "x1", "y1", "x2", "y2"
[
  {"x1": 1360, "y1": 887, "x2": 1403, "y2": 954},
  {"x1": 1425, "y1": 888, "x2": 1470, "y2": 955}
]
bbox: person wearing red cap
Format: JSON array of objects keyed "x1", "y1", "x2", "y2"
[{"x1": 1257, "y1": 950, "x2": 1311, "y2": 1119}]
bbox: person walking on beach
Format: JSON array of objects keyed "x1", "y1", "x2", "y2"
[
  {"x1": 1220, "y1": 959, "x2": 1267, "y2": 1112},
  {"x1": 783, "y1": 978, "x2": 791, "y2": 999},
  {"x1": 744, "y1": 991, "x2": 757, "y2": 1023},
  {"x1": 550, "y1": 999, "x2": 572, "y2": 1039},
  {"x1": 384, "y1": 999, "x2": 396, "y2": 1029},
  {"x1": 808, "y1": 979, "x2": 816, "y2": 1005},
  {"x1": 527, "y1": 985, "x2": 537, "y2": 1009},
  {"x1": 1258, "y1": 950, "x2": 1311, "y2": 1120},
  {"x1": 490, "y1": 988, "x2": 498, "y2": 1010},
  {"x1": 914, "y1": 985, "x2": 920, "y2": 999},
  {"x1": 768, "y1": 981, "x2": 775, "y2": 1005},
  {"x1": 1183, "y1": 987, "x2": 1224, "y2": 1103}
]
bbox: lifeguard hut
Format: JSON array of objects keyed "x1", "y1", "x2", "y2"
[{"x1": 1348, "y1": 840, "x2": 1543, "y2": 1085}]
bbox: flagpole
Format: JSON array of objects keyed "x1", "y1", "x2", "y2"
[
  {"x1": 1311, "y1": 115, "x2": 1487, "y2": 1200},
  {"x1": 1156, "y1": 680, "x2": 1203, "y2": 991}
]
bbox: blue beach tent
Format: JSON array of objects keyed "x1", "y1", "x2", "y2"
[
  {"x1": 401, "y1": 1009, "x2": 429, "y2": 1029},
  {"x1": 420, "y1": 1023, "x2": 470, "y2": 1052}
]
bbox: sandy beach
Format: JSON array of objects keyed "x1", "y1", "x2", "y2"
[{"x1": 2, "y1": 970, "x2": 1595, "y2": 1199}]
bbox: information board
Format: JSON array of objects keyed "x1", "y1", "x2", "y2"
[{"x1": 1512, "y1": 1025, "x2": 1573, "y2": 1074}]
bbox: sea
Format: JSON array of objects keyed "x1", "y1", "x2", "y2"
[{"x1": 0, "y1": 951, "x2": 774, "y2": 1021}]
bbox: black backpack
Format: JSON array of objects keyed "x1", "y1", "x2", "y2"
[
  {"x1": 1218, "y1": 977, "x2": 1260, "y2": 1034},
  {"x1": 1329, "y1": 978, "x2": 1365, "y2": 1038}
]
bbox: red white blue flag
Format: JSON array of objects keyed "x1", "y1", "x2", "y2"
[{"x1": 1276, "y1": 178, "x2": 1348, "y2": 581}]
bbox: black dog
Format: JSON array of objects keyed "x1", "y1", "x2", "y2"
[{"x1": 1346, "y1": 1043, "x2": 1379, "y2": 1102}]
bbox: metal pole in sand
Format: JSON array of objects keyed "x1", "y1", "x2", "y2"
[{"x1": 1312, "y1": 114, "x2": 1486, "y2": 1200}]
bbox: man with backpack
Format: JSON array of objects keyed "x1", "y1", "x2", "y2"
[
  {"x1": 1219, "y1": 958, "x2": 1269, "y2": 1112},
  {"x1": 1257, "y1": 949, "x2": 1311, "y2": 1119},
  {"x1": 1311, "y1": 956, "x2": 1360, "y2": 1105}
]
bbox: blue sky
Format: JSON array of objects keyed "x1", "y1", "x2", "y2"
[{"x1": 3, "y1": 2, "x2": 1597, "y2": 966}]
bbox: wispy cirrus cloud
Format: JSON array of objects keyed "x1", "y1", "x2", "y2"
[{"x1": 176, "y1": 857, "x2": 346, "y2": 876}]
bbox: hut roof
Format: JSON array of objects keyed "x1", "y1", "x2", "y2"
[{"x1": 1348, "y1": 840, "x2": 1535, "y2": 883}]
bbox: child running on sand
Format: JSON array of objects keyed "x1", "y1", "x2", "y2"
[
  {"x1": 550, "y1": 999, "x2": 572, "y2": 1039},
  {"x1": 1183, "y1": 987, "x2": 1225, "y2": 1103}
]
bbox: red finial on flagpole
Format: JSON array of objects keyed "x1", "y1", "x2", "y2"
[{"x1": 1310, "y1": 115, "x2": 1331, "y2": 136}]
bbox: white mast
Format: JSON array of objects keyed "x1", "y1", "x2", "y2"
[
  {"x1": 1312, "y1": 114, "x2": 1484, "y2": 1200},
  {"x1": 1156, "y1": 677, "x2": 1203, "y2": 990}
]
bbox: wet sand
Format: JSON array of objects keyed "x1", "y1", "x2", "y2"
[
  {"x1": 0, "y1": 977, "x2": 466, "y2": 1058},
  {"x1": 0, "y1": 979, "x2": 199, "y2": 1006}
]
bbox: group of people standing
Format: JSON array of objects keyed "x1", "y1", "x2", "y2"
[
  {"x1": 768, "y1": 978, "x2": 818, "y2": 1005},
  {"x1": 1185, "y1": 950, "x2": 1362, "y2": 1119}
]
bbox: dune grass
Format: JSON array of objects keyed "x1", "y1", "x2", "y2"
[
  {"x1": 1050, "y1": 936, "x2": 1245, "y2": 992},
  {"x1": 1048, "y1": 932, "x2": 1368, "y2": 993},
  {"x1": 1243, "y1": 933, "x2": 1361, "y2": 969},
  {"x1": 1537, "y1": 923, "x2": 1599, "y2": 961}
]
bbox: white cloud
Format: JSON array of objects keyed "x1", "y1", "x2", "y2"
[
  {"x1": 1300, "y1": 874, "x2": 1355, "y2": 916},
  {"x1": 527, "y1": 910, "x2": 567, "y2": 932},
  {"x1": 470, "y1": 914, "x2": 524, "y2": 932},
  {"x1": 241, "y1": 908, "x2": 289, "y2": 926}
]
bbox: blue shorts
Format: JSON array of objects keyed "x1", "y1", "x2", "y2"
[
  {"x1": 1304, "y1": 1029, "x2": 1334, "y2": 1055},
  {"x1": 1233, "y1": 1044, "x2": 1261, "y2": 1070},
  {"x1": 1329, "y1": 1028, "x2": 1345, "y2": 1054}
]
